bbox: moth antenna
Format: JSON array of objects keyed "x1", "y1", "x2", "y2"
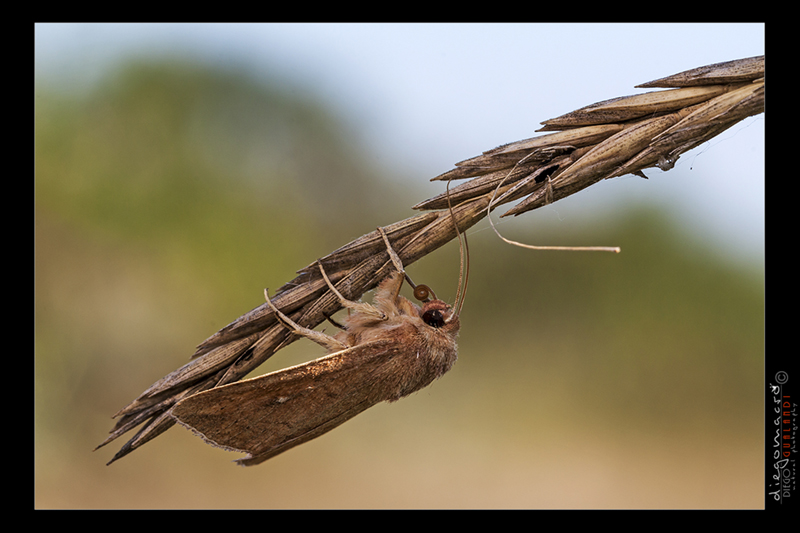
[
  {"x1": 487, "y1": 160, "x2": 621, "y2": 254},
  {"x1": 445, "y1": 176, "x2": 469, "y2": 320}
]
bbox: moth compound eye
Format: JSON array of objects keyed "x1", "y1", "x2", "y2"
[{"x1": 422, "y1": 309, "x2": 445, "y2": 329}]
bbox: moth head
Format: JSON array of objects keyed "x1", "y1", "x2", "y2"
[
  {"x1": 404, "y1": 278, "x2": 459, "y2": 331},
  {"x1": 421, "y1": 300, "x2": 448, "y2": 328},
  {"x1": 419, "y1": 299, "x2": 459, "y2": 334}
]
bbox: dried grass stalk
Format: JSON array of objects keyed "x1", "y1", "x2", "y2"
[{"x1": 98, "y1": 55, "x2": 764, "y2": 464}]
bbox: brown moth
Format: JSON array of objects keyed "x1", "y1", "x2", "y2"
[{"x1": 170, "y1": 226, "x2": 468, "y2": 466}]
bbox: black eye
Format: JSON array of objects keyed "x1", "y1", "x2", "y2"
[{"x1": 422, "y1": 309, "x2": 445, "y2": 328}]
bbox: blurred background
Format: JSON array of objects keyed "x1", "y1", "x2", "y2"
[{"x1": 35, "y1": 23, "x2": 764, "y2": 508}]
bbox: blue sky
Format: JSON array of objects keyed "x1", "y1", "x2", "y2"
[{"x1": 35, "y1": 23, "x2": 765, "y2": 264}]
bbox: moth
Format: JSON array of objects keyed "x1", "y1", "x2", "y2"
[{"x1": 170, "y1": 225, "x2": 468, "y2": 465}]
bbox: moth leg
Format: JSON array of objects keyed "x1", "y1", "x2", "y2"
[
  {"x1": 378, "y1": 226, "x2": 405, "y2": 274},
  {"x1": 264, "y1": 289, "x2": 349, "y2": 352},
  {"x1": 322, "y1": 311, "x2": 346, "y2": 330},
  {"x1": 377, "y1": 226, "x2": 406, "y2": 303},
  {"x1": 317, "y1": 261, "x2": 387, "y2": 322}
]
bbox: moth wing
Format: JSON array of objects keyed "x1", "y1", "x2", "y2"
[{"x1": 170, "y1": 339, "x2": 401, "y2": 465}]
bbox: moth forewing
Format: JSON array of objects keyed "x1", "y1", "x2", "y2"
[
  {"x1": 170, "y1": 267, "x2": 462, "y2": 465},
  {"x1": 171, "y1": 339, "x2": 398, "y2": 465},
  {"x1": 170, "y1": 208, "x2": 467, "y2": 466}
]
